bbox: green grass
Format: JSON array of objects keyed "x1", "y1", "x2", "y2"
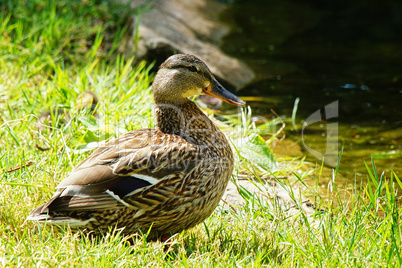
[{"x1": 1, "y1": 0, "x2": 401, "y2": 267}]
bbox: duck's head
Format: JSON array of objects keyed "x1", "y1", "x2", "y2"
[{"x1": 152, "y1": 54, "x2": 245, "y2": 107}]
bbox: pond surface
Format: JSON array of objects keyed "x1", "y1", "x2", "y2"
[{"x1": 220, "y1": 0, "x2": 402, "y2": 187}]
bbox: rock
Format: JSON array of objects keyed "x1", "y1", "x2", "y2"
[{"x1": 122, "y1": 0, "x2": 255, "y2": 90}]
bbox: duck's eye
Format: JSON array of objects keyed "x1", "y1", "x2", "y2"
[{"x1": 188, "y1": 65, "x2": 197, "y2": 72}]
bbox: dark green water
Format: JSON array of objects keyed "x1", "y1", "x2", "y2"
[{"x1": 220, "y1": 0, "x2": 402, "y2": 185}]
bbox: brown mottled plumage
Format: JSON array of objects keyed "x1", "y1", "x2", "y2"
[{"x1": 27, "y1": 54, "x2": 245, "y2": 240}]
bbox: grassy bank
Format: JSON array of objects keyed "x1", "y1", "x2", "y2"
[{"x1": 1, "y1": 1, "x2": 401, "y2": 266}]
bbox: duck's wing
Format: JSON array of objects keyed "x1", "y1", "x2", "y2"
[{"x1": 28, "y1": 129, "x2": 198, "y2": 221}]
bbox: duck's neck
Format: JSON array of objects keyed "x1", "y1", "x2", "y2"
[{"x1": 155, "y1": 99, "x2": 222, "y2": 145}]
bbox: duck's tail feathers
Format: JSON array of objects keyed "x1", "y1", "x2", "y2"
[{"x1": 26, "y1": 204, "x2": 93, "y2": 227}]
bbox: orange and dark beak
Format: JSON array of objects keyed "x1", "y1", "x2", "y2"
[{"x1": 203, "y1": 77, "x2": 246, "y2": 107}]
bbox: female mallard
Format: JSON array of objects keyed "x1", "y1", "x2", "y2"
[{"x1": 28, "y1": 54, "x2": 245, "y2": 240}]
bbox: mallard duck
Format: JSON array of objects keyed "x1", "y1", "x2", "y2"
[{"x1": 28, "y1": 54, "x2": 245, "y2": 240}]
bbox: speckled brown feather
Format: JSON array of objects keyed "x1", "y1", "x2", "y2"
[{"x1": 28, "y1": 54, "x2": 243, "y2": 240}]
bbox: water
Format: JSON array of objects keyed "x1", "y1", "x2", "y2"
[{"x1": 220, "y1": 0, "x2": 402, "y2": 188}]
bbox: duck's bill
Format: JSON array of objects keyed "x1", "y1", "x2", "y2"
[{"x1": 203, "y1": 78, "x2": 246, "y2": 107}]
